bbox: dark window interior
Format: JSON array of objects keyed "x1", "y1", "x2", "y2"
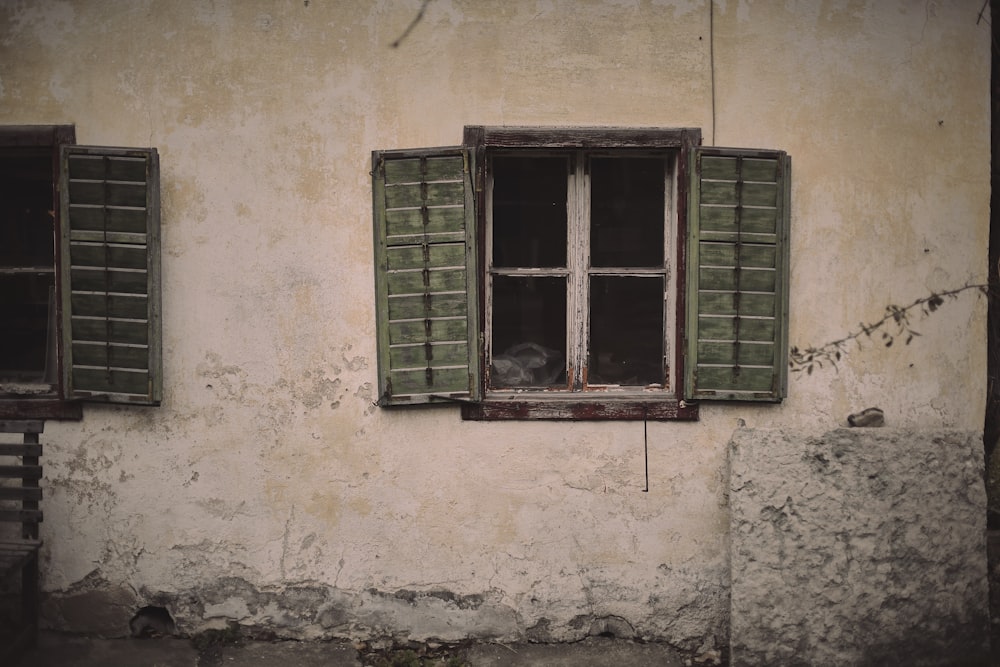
[
  {"x1": 492, "y1": 156, "x2": 567, "y2": 268},
  {"x1": 0, "y1": 147, "x2": 56, "y2": 383},
  {"x1": 488, "y1": 151, "x2": 669, "y2": 391},
  {"x1": 491, "y1": 276, "x2": 567, "y2": 387},
  {"x1": 590, "y1": 157, "x2": 665, "y2": 267},
  {"x1": 589, "y1": 275, "x2": 665, "y2": 385}
]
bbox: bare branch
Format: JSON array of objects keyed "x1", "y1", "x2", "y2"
[{"x1": 789, "y1": 282, "x2": 992, "y2": 375}]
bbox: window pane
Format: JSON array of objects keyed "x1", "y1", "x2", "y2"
[
  {"x1": 589, "y1": 276, "x2": 664, "y2": 385},
  {"x1": 0, "y1": 147, "x2": 56, "y2": 383},
  {"x1": 0, "y1": 275, "x2": 55, "y2": 381},
  {"x1": 0, "y1": 149, "x2": 54, "y2": 268},
  {"x1": 491, "y1": 276, "x2": 566, "y2": 387},
  {"x1": 590, "y1": 157, "x2": 664, "y2": 267},
  {"x1": 492, "y1": 156, "x2": 567, "y2": 268}
]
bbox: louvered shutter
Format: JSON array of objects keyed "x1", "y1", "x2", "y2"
[
  {"x1": 685, "y1": 147, "x2": 790, "y2": 402},
  {"x1": 372, "y1": 147, "x2": 481, "y2": 405},
  {"x1": 59, "y1": 146, "x2": 162, "y2": 405}
]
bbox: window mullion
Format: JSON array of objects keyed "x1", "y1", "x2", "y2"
[
  {"x1": 568, "y1": 152, "x2": 589, "y2": 390},
  {"x1": 663, "y1": 154, "x2": 677, "y2": 391},
  {"x1": 484, "y1": 161, "x2": 496, "y2": 383}
]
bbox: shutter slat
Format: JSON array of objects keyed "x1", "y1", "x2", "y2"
[
  {"x1": 386, "y1": 208, "x2": 466, "y2": 242},
  {"x1": 373, "y1": 148, "x2": 481, "y2": 405},
  {"x1": 699, "y1": 206, "x2": 777, "y2": 238},
  {"x1": 389, "y1": 318, "x2": 468, "y2": 345},
  {"x1": 389, "y1": 342, "x2": 471, "y2": 368},
  {"x1": 387, "y1": 243, "x2": 466, "y2": 270},
  {"x1": 388, "y1": 367, "x2": 471, "y2": 397},
  {"x1": 699, "y1": 267, "x2": 775, "y2": 292},
  {"x1": 70, "y1": 243, "x2": 147, "y2": 269},
  {"x1": 385, "y1": 183, "x2": 465, "y2": 209},
  {"x1": 384, "y1": 155, "x2": 464, "y2": 183},
  {"x1": 72, "y1": 343, "x2": 148, "y2": 369},
  {"x1": 698, "y1": 293, "x2": 776, "y2": 317},
  {"x1": 386, "y1": 268, "x2": 467, "y2": 295},
  {"x1": 698, "y1": 316, "x2": 776, "y2": 341},
  {"x1": 67, "y1": 154, "x2": 148, "y2": 181},
  {"x1": 70, "y1": 318, "x2": 148, "y2": 345},
  {"x1": 68, "y1": 206, "x2": 147, "y2": 234},
  {"x1": 388, "y1": 293, "x2": 468, "y2": 320},
  {"x1": 686, "y1": 147, "x2": 790, "y2": 402},
  {"x1": 60, "y1": 145, "x2": 162, "y2": 405},
  {"x1": 699, "y1": 243, "x2": 775, "y2": 268},
  {"x1": 71, "y1": 293, "x2": 148, "y2": 319},
  {"x1": 71, "y1": 368, "x2": 149, "y2": 396},
  {"x1": 697, "y1": 341, "x2": 775, "y2": 366},
  {"x1": 693, "y1": 366, "x2": 777, "y2": 393},
  {"x1": 69, "y1": 268, "x2": 148, "y2": 294},
  {"x1": 68, "y1": 180, "x2": 147, "y2": 208}
]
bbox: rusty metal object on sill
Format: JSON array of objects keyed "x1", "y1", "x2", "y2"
[{"x1": 847, "y1": 407, "x2": 885, "y2": 427}]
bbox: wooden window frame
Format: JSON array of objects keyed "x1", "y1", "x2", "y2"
[
  {"x1": 0, "y1": 125, "x2": 82, "y2": 420},
  {"x1": 461, "y1": 126, "x2": 700, "y2": 421}
]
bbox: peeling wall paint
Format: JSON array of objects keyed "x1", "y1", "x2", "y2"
[{"x1": 0, "y1": 0, "x2": 990, "y2": 653}]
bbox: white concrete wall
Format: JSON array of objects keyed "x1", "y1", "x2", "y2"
[{"x1": 0, "y1": 0, "x2": 990, "y2": 651}]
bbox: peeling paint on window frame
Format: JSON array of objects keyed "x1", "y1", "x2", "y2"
[{"x1": 461, "y1": 126, "x2": 700, "y2": 422}]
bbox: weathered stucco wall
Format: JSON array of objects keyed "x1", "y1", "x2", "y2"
[
  {"x1": 0, "y1": 0, "x2": 990, "y2": 653},
  {"x1": 730, "y1": 428, "x2": 989, "y2": 666}
]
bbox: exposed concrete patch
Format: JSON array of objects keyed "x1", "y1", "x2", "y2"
[
  {"x1": 131, "y1": 578, "x2": 518, "y2": 642},
  {"x1": 50, "y1": 574, "x2": 697, "y2": 646},
  {"x1": 349, "y1": 587, "x2": 518, "y2": 642},
  {"x1": 42, "y1": 572, "x2": 139, "y2": 638},
  {"x1": 729, "y1": 428, "x2": 989, "y2": 666}
]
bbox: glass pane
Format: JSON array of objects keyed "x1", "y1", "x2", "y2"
[
  {"x1": 0, "y1": 148, "x2": 54, "y2": 268},
  {"x1": 590, "y1": 157, "x2": 664, "y2": 267},
  {"x1": 491, "y1": 276, "x2": 566, "y2": 387},
  {"x1": 0, "y1": 274, "x2": 55, "y2": 381},
  {"x1": 589, "y1": 276, "x2": 664, "y2": 385},
  {"x1": 492, "y1": 156, "x2": 567, "y2": 268},
  {"x1": 0, "y1": 147, "x2": 56, "y2": 384}
]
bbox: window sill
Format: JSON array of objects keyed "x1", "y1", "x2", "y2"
[
  {"x1": 461, "y1": 395, "x2": 698, "y2": 421},
  {"x1": 0, "y1": 397, "x2": 83, "y2": 420}
]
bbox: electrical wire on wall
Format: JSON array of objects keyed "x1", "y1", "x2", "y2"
[
  {"x1": 643, "y1": 407, "x2": 649, "y2": 492},
  {"x1": 709, "y1": 0, "x2": 717, "y2": 146}
]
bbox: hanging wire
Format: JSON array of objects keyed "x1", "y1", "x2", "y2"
[
  {"x1": 709, "y1": 0, "x2": 717, "y2": 146},
  {"x1": 642, "y1": 405, "x2": 649, "y2": 492}
]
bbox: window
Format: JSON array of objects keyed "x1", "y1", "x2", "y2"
[
  {"x1": 0, "y1": 126, "x2": 162, "y2": 418},
  {"x1": 487, "y1": 151, "x2": 677, "y2": 395},
  {"x1": 0, "y1": 142, "x2": 61, "y2": 389},
  {"x1": 372, "y1": 127, "x2": 789, "y2": 420}
]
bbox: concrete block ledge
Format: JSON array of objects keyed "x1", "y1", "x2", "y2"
[{"x1": 728, "y1": 428, "x2": 989, "y2": 666}]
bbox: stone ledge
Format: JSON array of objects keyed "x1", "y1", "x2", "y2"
[{"x1": 729, "y1": 428, "x2": 989, "y2": 666}]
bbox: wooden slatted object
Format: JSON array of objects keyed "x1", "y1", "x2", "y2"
[{"x1": 0, "y1": 420, "x2": 43, "y2": 661}]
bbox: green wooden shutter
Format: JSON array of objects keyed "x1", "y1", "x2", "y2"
[
  {"x1": 372, "y1": 147, "x2": 481, "y2": 405},
  {"x1": 60, "y1": 145, "x2": 162, "y2": 405},
  {"x1": 685, "y1": 147, "x2": 790, "y2": 402}
]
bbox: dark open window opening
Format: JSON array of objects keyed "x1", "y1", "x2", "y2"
[
  {"x1": 487, "y1": 151, "x2": 674, "y2": 394},
  {"x1": 0, "y1": 126, "x2": 77, "y2": 419},
  {"x1": 0, "y1": 148, "x2": 58, "y2": 388}
]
